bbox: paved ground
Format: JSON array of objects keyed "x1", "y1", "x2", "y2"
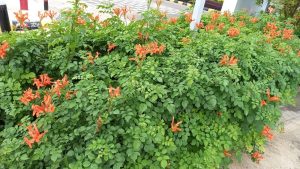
[
  {"x1": 51, "y1": 0, "x2": 187, "y2": 18},
  {"x1": 230, "y1": 93, "x2": 300, "y2": 169}
]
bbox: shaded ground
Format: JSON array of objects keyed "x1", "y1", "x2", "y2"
[{"x1": 230, "y1": 93, "x2": 300, "y2": 169}]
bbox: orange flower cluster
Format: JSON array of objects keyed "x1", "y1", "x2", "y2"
[
  {"x1": 228, "y1": 16, "x2": 235, "y2": 24},
  {"x1": 223, "y1": 11, "x2": 231, "y2": 17},
  {"x1": 282, "y1": 29, "x2": 293, "y2": 40},
  {"x1": 169, "y1": 17, "x2": 178, "y2": 24},
  {"x1": 47, "y1": 10, "x2": 57, "y2": 20},
  {"x1": 108, "y1": 86, "x2": 121, "y2": 98},
  {"x1": 196, "y1": 22, "x2": 204, "y2": 29},
  {"x1": 171, "y1": 116, "x2": 182, "y2": 133},
  {"x1": 38, "y1": 11, "x2": 48, "y2": 22},
  {"x1": 20, "y1": 88, "x2": 40, "y2": 105},
  {"x1": 220, "y1": 55, "x2": 238, "y2": 66},
  {"x1": 264, "y1": 22, "x2": 281, "y2": 42},
  {"x1": 52, "y1": 75, "x2": 69, "y2": 96},
  {"x1": 87, "y1": 52, "x2": 99, "y2": 64},
  {"x1": 108, "y1": 43, "x2": 117, "y2": 52},
  {"x1": 24, "y1": 124, "x2": 47, "y2": 148},
  {"x1": 88, "y1": 14, "x2": 99, "y2": 22},
  {"x1": 33, "y1": 74, "x2": 52, "y2": 89},
  {"x1": 113, "y1": 8, "x2": 121, "y2": 16},
  {"x1": 121, "y1": 6, "x2": 129, "y2": 17},
  {"x1": 261, "y1": 125, "x2": 273, "y2": 140},
  {"x1": 252, "y1": 151, "x2": 263, "y2": 163},
  {"x1": 238, "y1": 21, "x2": 245, "y2": 27},
  {"x1": 77, "y1": 17, "x2": 86, "y2": 25},
  {"x1": 250, "y1": 17, "x2": 259, "y2": 23},
  {"x1": 223, "y1": 150, "x2": 232, "y2": 157},
  {"x1": 266, "y1": 88, "x2": 280, "y2": 102},
  {"x1": 211, "y1": 12, "x2": 220, "y2": 22},
  {"x1": 32, "y1": 94, "x2": 55, "y2": 117},
  {"x1": 14, "y1": 10, "x2": 29, "y2": 28},
  {"x1": 0, "y1": 41, "x2": 9, "y2": 59},
  {"x1": 227, "y1": 27, "x2": 240, "y2": 37},
  {"x1": 205, "y1": 24, "x2": 215, "y2": 31},
  {"x1": 134, "y1": 42, "x2": 165, "y2": 58},
  {"x1": 184, "y1": 13, "x2": 193, "y2": 23},
  {"x1": 218, "y1": 23, "x2": 225, "y2": 30}
]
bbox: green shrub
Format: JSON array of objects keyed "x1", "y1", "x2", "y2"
[{"x1": 0, "y1": 2, "x2": 300, "y2": 168}]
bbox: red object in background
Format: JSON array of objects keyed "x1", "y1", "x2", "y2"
[{"x1": 20, "y1": 0, "x2": 28, "y2": 10}]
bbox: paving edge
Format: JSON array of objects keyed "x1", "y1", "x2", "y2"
[{"x1": 165, "y1": 0, "x2": 193, "y2": 7}]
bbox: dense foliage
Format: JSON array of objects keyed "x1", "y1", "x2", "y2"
[{"x1": 0, "y1": 1, "x2": 300, "y2": 168}]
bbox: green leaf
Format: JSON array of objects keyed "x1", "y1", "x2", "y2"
[
  {"x1": 161, "y1": 160, "x2": 168, "y2": 168},
  {"x1": 139, "y1": 103, "x2": 147, "y2": 113},
  {"x1": 182, "y1": 100, "x2": 188, "y2": 108}
]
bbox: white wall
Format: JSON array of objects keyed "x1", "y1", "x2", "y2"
[{"x1": 222, "y1": 0, "x2": 268, "y2": 14}]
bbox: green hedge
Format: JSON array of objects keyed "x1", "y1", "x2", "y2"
[{"x1": 0, "y1": 2, "x2": 300, "y2": 169}]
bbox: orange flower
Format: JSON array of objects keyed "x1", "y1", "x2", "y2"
[
  {"x1": 220, "y1": 55, "x2": 238, "y2": 66},
  {"x1": 135, "y1": 44, "x2": 148, "y2": 58},
  {"x1": 88, "y1": 14, "x2": 99, "y2": 22},
  {"x1": 42, "y1": 94, "x2": 55, "y2": 113},
  {"x1": 227, "y1": 27, "x2": 240, "y2": 37},
  {"x1": 196, "y1": 22, "x2": 204, "y2": 29},
  {"x1": 223, "y1": 11, "x2": 231, "y2": 17},
  {"x1": 52, "y1": 75, "x2": 69, "y2": 96},
  {"x1": 220, "y1": 55, "x2": 229, "y2": 65},
  {"x1": 108, "y1": 86, "x2": 121, "y2": 98},
  {"x1": 0, "y1": 41, "x2": 9, "y2": 59},
  {"x1": 20, "y1": 88, "x2": 40, "y2": 105},
  {"x1": 266, "y1": 88, "x2": 280, "y2": 102},
  {"x1": 228, "y1": 16, "x2": 235, "y2": 24},
  {"x1": 121, "y1": 6, "x2": 129, "y2": 17},
  {"x1": 261, "y1": 125, "x2": 273, "y2": 140},
  {"x1": 224, "y1": 150, "x2": 232, "y2": 157},
  {"x1": 31, "y1": 104, "x2": 45, "y2": 117},
  {"x1": 24, "y1": 137, "x2": 34, "y2": 148},
  {"x1": 14, "y1": 10, "x2": 28, "y2": 28},
  {"x1": 252, "y1": 151, "x2": 263, "y2": 163},
  {"x1": 228, "y1": 56, "x2": 238, "y2": 65},
  {"x1": 33, "y1": 74, "x2": 52, "y2": 89},
  {"x1": 47, "y1": 10, "x2": 57, "y2": 20},
  {"x1": 24, "y1": 124, "x2": 47, "y2": 148},
  {"x1": 171, "y1": 116, "x2": 182, "y2": 133},
  {"x1": 77, "y1": 17, "x2": 86, "y2": 25},
  {"x1": 101, "y1": 20, "x2": 109, "y2": 27},
  {"x1": 87, "y1": 52, "x2": 99, "y2": 64},
  {"x1": 265, "y1": 22, "x2": 277, "y2": 31},
  {"x1": 205, "y1": 24, "x2": 215, "y2": 31},
  {"x1": 282, "y1": 29, "x2": 293, "y2": 40},
  {"x1": 38, "y1": 11, "x2": 48, "y2": 22},
  {"x1": 211, "y1": 12, "x2": 220, "y2": 22},
  {"x1": 218, "y1": 23, "x2": 225, "y2": 30},
  {"x1": 113, "y1": 8, "x2": 121, "y2": 16},
  {"x1": 250, "y1": 17, "x2": 259, "y2": 23},
  {"x1": 298, "y1": 50, "x2": 300, "y2": 57},
  {"x1": 261, "y1": 100, "x2": 267, "y2": 107},
  {"x1": 108, "y1": 43, "x2": 117, "y2": 52},
  {"x1": 238, "y1": 21, "x2": 245, "y2": 27},
  {"x1": 184, "y1": 13, "x2": 193, "y2": 23},
  {"x1": 169, "y1": 17, "x2": 178, "y2": 24}
]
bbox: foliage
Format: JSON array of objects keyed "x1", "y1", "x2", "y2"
[{"x1": 0, "y1": 1, "x2": 300, "y2": 168}]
